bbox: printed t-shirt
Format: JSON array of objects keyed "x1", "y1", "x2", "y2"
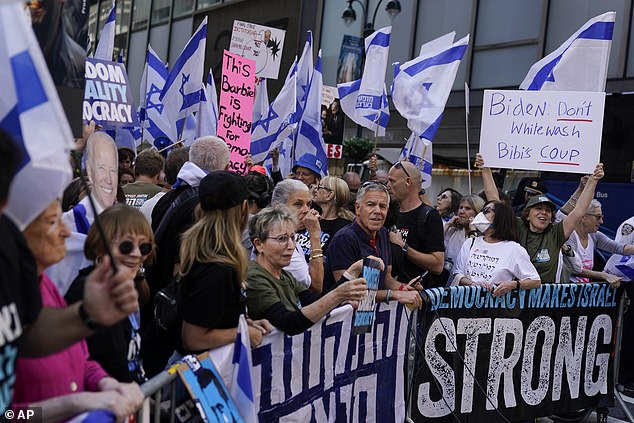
[
  {"x1": 515, "y1": 219, "x2": 566, "y2": 283},
  {"x1": 452, "y1": 237, "x2": 540, "y2": 284}
]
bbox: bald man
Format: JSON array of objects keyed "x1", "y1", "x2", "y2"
[{"x1": 386, "y1": 161, "x2": 446, "y2": 288}]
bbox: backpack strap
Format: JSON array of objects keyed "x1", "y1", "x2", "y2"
[{"x1": 154, "y1": 186, "x2": 199, "y2": 245}]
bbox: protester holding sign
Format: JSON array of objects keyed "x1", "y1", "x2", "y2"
[
  {"x1": 476, "y1": 153, "x2": 604, "y2": 283},
  {"x1": 452, "y1": 200, "x2": 541, "y2": 296}
]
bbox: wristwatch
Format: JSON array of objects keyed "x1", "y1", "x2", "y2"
[{"x1": 402, "y1": 243, "x2": 409, "y2": 255}]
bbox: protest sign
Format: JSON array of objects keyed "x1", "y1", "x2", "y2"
[
  {"x1": 209, "y1": 302, "x2": 410, "y2": 421},
  {"x1": 217, "y1": 51, "x2": 255, "y2": 175},
  {"x1": 82, "y1": 58, "x2": 138, "y2": 127},
  {"x1": 412, "y1": 284, "x2": 620, "y2": 422},
  {"x1": 326, "y1": 143, "x2": 343, "y2": 159},
  {"x1": 229, "y1": 20, "x2": 285, "y2": 79},
  {"x1": 479, "y1": 90, "x2": 605, "y2": 174},
  {"x1": 322, "y1": 85, "x2": 344, "y2": 145}
]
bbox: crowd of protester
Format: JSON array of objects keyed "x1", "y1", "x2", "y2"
[{"x1": 1, "y1": 125, "x2": 634, "y2": 421}]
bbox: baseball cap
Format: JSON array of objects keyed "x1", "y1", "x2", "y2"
[
  {"x1": 525, "y1": 194, "x2": 556, "y2": 211},
  {"x1": 199, "y1": 171, "x2": 249, "y2": 211}
]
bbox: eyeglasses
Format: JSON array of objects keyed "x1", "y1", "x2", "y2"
[
  {"x1": 586, "y1": 213, "x2": 604, "y2": 220},
  {"x1": 266, "y1": 233, "x2": 296, "y2": 246},
  {"x1": 393, "y1": 161, "x2": 411, "y2": 178},
  {"x1": 118, "y1": 240, "x2": 153, "y2": 256},
  {"x1": 482, "y1": 206, "x2": 494, "y2": 215},
  {"x1": 316, "y1": 184, "x2": 332, "y2": 192}
]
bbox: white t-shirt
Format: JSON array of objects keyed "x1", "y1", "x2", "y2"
[
  {"x1": 284, "y1": 243, "x2": 311, "y2": 288},
  {"x1": 444, "y1": 226, "x2": 467, "y2": 265},
  {"x1": 604, "y1": 216, "x2": 634, "y2": 281},
  {"x1": 452, "y1": 237, "x2": 540, "y2": 286},
  {"x1": 567, "y1": 230, "x2": 595, "y2": 283}
]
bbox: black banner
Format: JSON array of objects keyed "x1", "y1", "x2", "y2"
[{"x1": 412, "y1": 284, "x2": 621, "y2": 422}]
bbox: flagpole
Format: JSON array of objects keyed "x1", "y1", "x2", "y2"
[{"x1": 464, "y1": 82, "x2": 472, "y2": 194}]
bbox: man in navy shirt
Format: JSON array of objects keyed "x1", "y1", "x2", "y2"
[{"x1": 328, "y1": 181, "x2": 422, "y2": 308}]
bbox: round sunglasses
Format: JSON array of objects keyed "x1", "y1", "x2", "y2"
[{"x1": 118, "y1": 240, "x2": 153, "y2": 256}]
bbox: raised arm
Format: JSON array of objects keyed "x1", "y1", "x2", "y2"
[
  {"x1": 475, "y1": 153, "x2": 500, "y2": 202},
  {"x1": 562, "y1": 164, "x2": 604, "y2": 239}
]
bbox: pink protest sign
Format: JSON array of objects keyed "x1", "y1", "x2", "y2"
[{"x1": 218, "y1": 50, "x2": 255, "y2": 174}]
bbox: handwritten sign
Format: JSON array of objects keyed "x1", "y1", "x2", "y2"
[
  {"x1": 217, "y1": 51, "x2": 255, "y2": 175},
  {"x1": 230, "y1": 20, "x2": 285, "y2": 79},
  {"x1": 479, "y1": 90, "x2": 605, "y2": 173},
  {"x1": 82, "y1": 58, "x2": 138, "y2": 127}
]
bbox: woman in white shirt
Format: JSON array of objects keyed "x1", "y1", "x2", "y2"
[
  {"x1": 453, "y1": 201, "x2": 541, "y2": 297},
  {"x1": 443, "y1": 194, "x2": 485, "y2": 273}
]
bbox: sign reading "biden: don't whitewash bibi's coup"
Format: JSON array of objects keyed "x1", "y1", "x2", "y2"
[{"x1": 479, "y1": 90, "x2": 605, "y2": 174}]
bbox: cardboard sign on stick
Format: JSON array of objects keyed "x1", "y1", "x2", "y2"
[
  {"x1": 479, "y1": 90, "x2": 605, "y2": 174},
  {"x1": 218, "y1": 50, "x2": 255, "y2": 175}
]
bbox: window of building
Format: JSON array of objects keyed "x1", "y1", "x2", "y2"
[
  {"x1": 173, "y1": 0, "x2": 194, "y2": 18},
  {"x1": 132, "y1": 0, "x2": 151, "y2": 30}
]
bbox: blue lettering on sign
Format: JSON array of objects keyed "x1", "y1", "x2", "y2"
[
  {"x1": 489, "y1": 92, "x2": 547, "y2": 117},
  {"x1": 558, "y1": 101, "x2": 593, "y2": 117}
]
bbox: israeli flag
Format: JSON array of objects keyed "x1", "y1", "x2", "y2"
[
  {"x1": 1, "y1": 0, "x2": 74, "y2": 230},
  {"x1": 230, "y1": 315, "x2": 257, "y2": 423},
  {"x1": 520, "y1": 11, "x2": 615, "y2": 92},
  {"x1": 392, "y1": 34, "x2": 469, "y2": 141},
  {"x1": 252, "y1": 78, "x2": 269, "y2": 125},
  {"x1": 178, "y1": 114, "x2": 198, "y2": 147},
  {"x1": 160, "y1": 17, "x2": 207, "y2": 120},
  {"x1": 295, "y1": 31, "x2": 313, "y2": 121},
  {"x1": 295, "y1": 50, "x2": 328, "y2": 176},
  {"x1": 93, "y1": 1, "x2": 116, "y2": 61},
  {"x1": 400, "y1": 133, "x2": 433, "y2": 189},
  {"x1": 250, "y1": 59, "x2": 297, "y2": 163},
  {"x1": 196, "y1": 69, "x2": 218, "y2": 137},
  {"x1": 139, "y1": 45, "x2": 176, "y2": 145},
  {"x1": 338, "y1": 80, "x2": 389, "y2": 136}
]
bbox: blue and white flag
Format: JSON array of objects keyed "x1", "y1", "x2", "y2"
[
  {"x1": 520, "y1": 11, "x2": 615, "y2": 92},
  {"x1": 140, "y1": 45, "x2": 176, "y2": 145},
  {"x1": 252, "y1": 78, "x2": 269, "y2": 125},
  {"x1": 295, "y1": 31, "x2": 313, "y2": 121},
  {"x1": 392, "y1": 34, "x2": 469, "y2": 141},
  {"x1": 93, "y1": 1, "x2": 116, "y2": 61},
  {"x1": 230, "y1": 315, "x2": 257, "y2": 423},
  {"x1": 250, "y1": 59, "x2": 297, "y2": 163},
  {"x1": 196, "y1": 69, "x2": 218, "y2": 137},
  {"x1": 295, "y1": 50, "x2": 327, "y2": 176},
  {"x1": 178, "y1": 114, "x2": 198, "y2": 147},
  {"x1": 400, "y1": 133, "x2": 433, "y2": 189},
  {"x1": 0, "y1": 0, "x2": 74, "y2": 230},
  {"x1": 160, "y1": 17, "x2": 207, "y2": 120},
  {"x1": 338, "y1": 79, "x2": 389, "y2": 136}
]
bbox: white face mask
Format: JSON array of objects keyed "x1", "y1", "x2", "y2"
[{"x1": 471, "y1": 212, "x2": 492, "y2": 233}]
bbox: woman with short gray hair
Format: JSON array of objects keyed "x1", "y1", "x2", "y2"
[
  {"x1": 246, "y1": 206, "x2": 368, "y2": 335},
  {"x1": 271, "y1": 179, "x2": 324, "y2": 292}
]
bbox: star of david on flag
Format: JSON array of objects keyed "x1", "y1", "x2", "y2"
[
  {"x1": 520, "y1": 11, "x2": 615, "y2": 92},
  {"x1": 0, "y1": 0, "x2": 73, "y2": 230},
  {"x1": 251, "y1": 59, "x2": 297, "y2": 164},
  {"x1": 160, "y1": 17, "x2": 207, "y2": 120},
  {"x1": 139, "y1": 45, "x2": 176, "y2": 145}
]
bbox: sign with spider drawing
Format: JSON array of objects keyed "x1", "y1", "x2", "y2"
[{"x1": 230, "y1": 20, "x2": 285, "y2": 79}]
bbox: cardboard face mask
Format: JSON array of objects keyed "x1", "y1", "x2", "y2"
[{"x1": 86, "y1": 135, "x2": 118, "y2": 210}]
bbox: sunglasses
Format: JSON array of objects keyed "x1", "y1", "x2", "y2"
[
  {"x1": 438, "y1": 194, "x2": 450, "y2": 200},
  {"x1": 482, "y1": 206, "x2": 494, "y2": 214},
  {"x1": 393, "y1": 161, "x2": 411, "y2": 178},
  {"x1": 118, "y1": 240, "x2": 153, "y2": 256}
]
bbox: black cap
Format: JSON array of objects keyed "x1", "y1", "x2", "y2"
[
  {"x1": 524, "y1": 180, "x2": 547, "y2": 195},
  {"x1": 199, "y1": 171, "x2": 249, "y2": 211}
]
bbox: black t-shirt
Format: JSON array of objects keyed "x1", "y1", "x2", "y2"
[
  {"x1": 176, "y1": 262, "x2": 245, "y2": 355},
  {"x1": 391, "y1": 204, "x2": 445, "y2": 283},
  {"x1": 0, "y1": 216, "x2": 42, "y2": 411},
  {"x1": 319, "y1": 217, "x2": 351, "y2": 256},
  {"x1": 65, "y1": 266, "x2": 136, "y2": 383}
]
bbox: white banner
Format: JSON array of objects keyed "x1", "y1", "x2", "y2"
[
  {"x1": 230, "y1": 20, "x2": 286, "y2": 79},
  {"x1": 479, "y1": 90, "x2": 605, "y2": 174},
  {"x1": 210, "y1": 303, "x2": 410, "y2": 422}
]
